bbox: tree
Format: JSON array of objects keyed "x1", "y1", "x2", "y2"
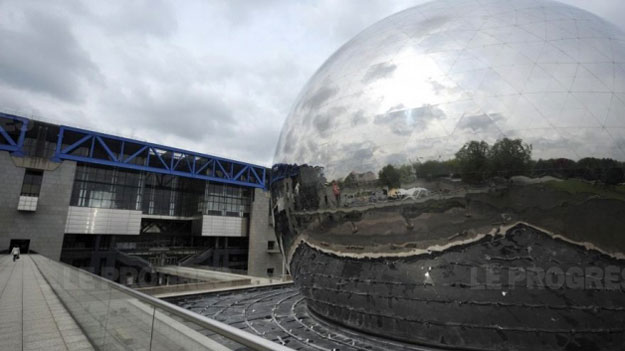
[
  {"x1": 489, "y1": 138, "x2": 532, "y2": 178},
  {"x1": 398, "y1": 164, "x2": 416, "y2": 184},
  {"x1": 378, "y1": 164, "x2": 401, "y2": 189},
  {"x1": 416, "y1": 160, "x2": 442, "y2": 180},
  {"x1": 574, "y1": 157, "x2": 625, "y2": 184},
  {"x1": 297, "y1": 166, "x2": 325, "y2": 210},
  {"x1": 342, "y1": 172, "x2": 357, "y2": 188},
  {"x1": 455, "y1": 141, "x2": 490, "y2": 183},
  {"x1": 604, "y1": 167, "x2": 625, "y2": 185},
  {"x1": 533, "y1": 158, "x2": 576, "y2": 178},
  {"x1": 598, "y1": 158, "x2": 623, "y2": 185},
  {"x1": 576, "y1": 157, "x2": 602, "y2": 181},
  {"x1": 415, "y1": 159, "x2": 457, "y2": 180}
]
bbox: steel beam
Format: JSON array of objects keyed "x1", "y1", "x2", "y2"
[
  {"x1": 53, "y1": 125, "x2": 267, "y2": 188},
  {"x1": 0, "y1": 112, "x2": 28, "y2": 156}
]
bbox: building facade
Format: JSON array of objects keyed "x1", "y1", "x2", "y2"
[{"x1": 0, "y1": 113, "x2": 283, "y2": 281}]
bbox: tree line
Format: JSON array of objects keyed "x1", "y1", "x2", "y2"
[{"x1": 373, "y1": 138, "x2": 625, "y2": 188}]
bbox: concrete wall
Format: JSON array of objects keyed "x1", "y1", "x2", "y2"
[
  {"x1": 0, "y1": 152, "x2": 76, "y2": 260},
  {"x1": 247, "y1": 188, "x2": 284, "y2": 278}
]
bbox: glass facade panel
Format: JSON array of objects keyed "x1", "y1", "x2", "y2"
[
  {"x1": 20, "y1": 169, "x2": 43, "y2": 197},
  {"x1": 71, "y1": 164, "x2": 143, "y2": 210},
  {"x1": 204, "y1": 183, "x2": 252, "y2": 217},
  {"x1": 70, "y1": 164, "x2": 252, "y2": 217}
]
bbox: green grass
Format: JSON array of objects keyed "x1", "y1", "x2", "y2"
[{"x1": 545, "y1": 179, "x2": 625, "y2": 200}]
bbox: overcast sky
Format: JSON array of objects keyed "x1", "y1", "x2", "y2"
[{"x1": 1, "y1": 0, "x2": 624, "y2": 166}]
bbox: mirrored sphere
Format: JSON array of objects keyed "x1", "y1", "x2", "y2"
[{"x1": 271, "y1": 1, "x2": 625, "y2": 350}]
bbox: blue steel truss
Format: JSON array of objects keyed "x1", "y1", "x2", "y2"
[
  {"x1": 53, "y1": 125, "x2": 266, "y2": 188},
  {"x1": 0, "y1": 112, "x2": 28, "y2": 156}
]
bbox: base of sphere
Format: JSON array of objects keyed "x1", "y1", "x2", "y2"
[{"x1": 289, "y1": 224, "x2": 625, "y2": 351}]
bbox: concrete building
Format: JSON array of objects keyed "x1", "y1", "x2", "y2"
[{"x1": 0, "y1": 112, "x2": 283, "y2": 282}]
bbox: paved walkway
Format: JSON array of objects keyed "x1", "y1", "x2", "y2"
[{"x1": 0, "y1": 255, "x2": 94, "y2": 351}]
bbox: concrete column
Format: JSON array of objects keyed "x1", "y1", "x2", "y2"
[{"x1": 247, "y1": 188, "x2": 284, "y2": 278}]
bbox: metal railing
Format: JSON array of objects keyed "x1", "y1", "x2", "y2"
[{"x1": 31, "y1": 255, "x2": 294, "y2": 351}]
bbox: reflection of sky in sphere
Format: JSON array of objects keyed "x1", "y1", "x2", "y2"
[{"x1": 274, "y1": 0, "x2": 625, "y2": 181}]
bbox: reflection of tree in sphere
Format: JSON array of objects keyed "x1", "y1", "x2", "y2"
[{"x1": 271, "y1": 1, "x2": 625, "y2": 350}]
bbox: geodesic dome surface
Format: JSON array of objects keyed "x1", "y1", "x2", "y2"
[{"x1": 275, "y1": 0, "x2": 625, "y2": 180}]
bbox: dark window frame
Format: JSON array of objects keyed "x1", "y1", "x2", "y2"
[{"x1": 20, "y1": 169, "x2": 44, "y2": 197}]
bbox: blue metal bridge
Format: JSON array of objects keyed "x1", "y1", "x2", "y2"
[
  {"x1": 0, "y1": 112, "x2": 28, "y2": 156},
  {"x1": 0, "y1": 112, "x2": 267, "y2": 188}
]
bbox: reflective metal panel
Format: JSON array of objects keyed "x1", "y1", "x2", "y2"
[
  {"x1": 275, "y1": 0, "x2": 625, "y2": 178},
  {"x1": 271, "y1": 0, "x2": 625, "y2": 350}
]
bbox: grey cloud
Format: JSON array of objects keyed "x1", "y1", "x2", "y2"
[
  {"x1": 313, "y1": 107, "x2": 345, "y2": 136},
  {"x1": 349, "y1": 146, "x2": 376, "y2": 162},
  {"x1": 384, "y1": 152, "x2": 409, "y2": 166},
  {"x1": 351, "y1": 110, "x2": 368, "y2": 126},
  {"x1": 313, "y1": 113, "x2": 332, "y2": 135},
  {"x1": 218, "y1": 0, "x2": 282, "y2": 26},
  {"x1": 211, "y1": 123, "x2": 281, "y2": 166},
  {"x1": 331, "y1": 141, "x2": 378, "y2": 179},
  {"x1": 2, "y1": 0, "x2": 624, "y2": 169},
  {"x1": 0, "y1": 10, "x2": 99, "y2": 102},
  {"x1": 374, "y1": 110, "x2": 413, "y2": 136},
  {"x1": 613, "y1": 136, "x2": 625, "y2": 159},
  {"x1": 565, "y1": 1, "x2": 625, "y2": 32},
  {"x1": 456, "y1": 113, "x2": 503, "y2": 132},
  {"x1": 300, "y1": 86, "x2": 338, "y2": 111},
  {"x1": 313, "y1": 0, "x2": 428, "y2": 42},
  {"x1": 407, "y1": 15, "x2": 451, "y2": 35},
  {"x1": 279, "y1": 128, "x2": 297, "y2": 157},
  {"x1": 95, "y1": 36, "x2": 300, "y2": 165},
  {"x1": 502, "y1": 129, "x2": 584, "y2": 160},
  {"x1": 97, "y1": 0, "x2": 177, "y2": 38},
  {"x1": 412, "y1": 105, "x2": 445, "y2": 121},
  {"x1": 362, "y1": 62, "x2": 396, "y2": 83},
  {"x1": 523, "y1": 135, "x2": 581, "y2": 151},
  {"x1": 429, "y1": 79, "x2": 447, "y2": 95},
  {"x1": 306, "y1": 140, "x2": 320, "y2": 155},
  {"x1": 109, "y1": 88, "x2": 236, "y2": 142},
  {"x1": 374, "y1": 104, "x2": 445, "y2": 135}
]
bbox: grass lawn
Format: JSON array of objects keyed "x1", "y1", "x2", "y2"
[{"x1": 545, "y1": 179, "x2": 625, "y2": 200}]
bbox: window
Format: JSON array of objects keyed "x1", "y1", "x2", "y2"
[
  {"x1": 266, "y1": 268, "x2": 274, "y2": 277},
  {"x1": 267, "y1": 241, "x2": 276, "y2": 250},
  {"x1": 203, "y1": 183, "x2": 252, "y2": 217},
  {"x1": 70, "y1": 164, "x2": 143, "y2": 211},
  {"x1": 21, "y1": 169, "x2": 43, "y2": 197},
  {"x1": 69, "y1": 164, "x2": 251, "y2": 217}
]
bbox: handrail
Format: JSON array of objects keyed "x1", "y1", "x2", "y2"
[{"x1": 33, "y1": 255, "x2": 295, "y2": 351}]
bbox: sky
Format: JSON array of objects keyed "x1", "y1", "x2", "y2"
[{"x1": 0, "y1": 0, "x2": 624, "y2": 166}]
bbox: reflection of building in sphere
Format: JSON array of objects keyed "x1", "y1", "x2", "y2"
[{"x1": 271, "y1": 1, "x2": 625, "y2": 350}]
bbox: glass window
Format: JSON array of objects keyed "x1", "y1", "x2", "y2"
[
  {"x1": 21, "y1": 169, "x2": 44, "y2": 197},
  {"x1": 69, "y1": 164, "x2": 253, "y2": 217},
  {"x1": 70, "y1": 164, "x2": 143, "y2": 211}
]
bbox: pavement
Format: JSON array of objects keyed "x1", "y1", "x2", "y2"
[{"x1": 0, "y1": 255, "x2": 94, "y2": 351}]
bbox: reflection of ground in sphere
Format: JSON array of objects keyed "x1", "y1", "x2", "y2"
[
  {"x1": 271, "y1": 0, "x2": 625, "y2": 350},
  {"x1": 169, "y1": 285, "x2": 444, "y2": 351}
]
